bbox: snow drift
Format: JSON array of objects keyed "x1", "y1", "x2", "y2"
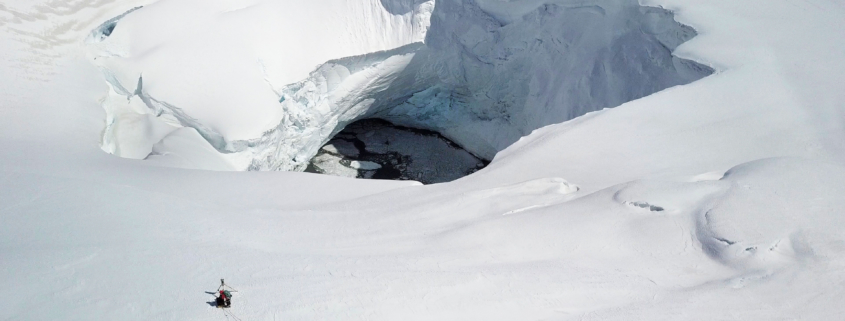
[{"x1": 87, "y1": 0, "x2": 711, "y2": 172}]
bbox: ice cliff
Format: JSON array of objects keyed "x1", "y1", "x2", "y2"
[
  {"x1": 86, "y1": 0, "x2": 711, "y2": 172},
  {"x1": 400, "y1": 0, "x2": 713, "y2": 158}
]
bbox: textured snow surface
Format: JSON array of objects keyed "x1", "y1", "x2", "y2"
[{"x1": 2, "y1": 0, "x2": 845, "y2": 320}]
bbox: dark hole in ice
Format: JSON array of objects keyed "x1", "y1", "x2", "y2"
[
  {"x1": 87, "y1": 6, "x2": 142, "y2": 43},
  {"x1": 102, "y1": 23, "x2": 117, "y2": 37},
  {"x1": 306, "y1": 119, "x2": 488, "y2": 184}
]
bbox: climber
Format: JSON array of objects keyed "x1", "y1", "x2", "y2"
[
  {"x1": 216, "y1": 289, "x2": 232, "y2": 308},
  {"x1": 213, "y1": 279, "x2": 238, "y2": 308},
  {"x1": 215, "y1": 279, "x2": 236, "y2": 308}
]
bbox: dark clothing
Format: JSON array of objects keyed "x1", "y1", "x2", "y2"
[{"x1": 217, "y1": 290, "x2": 231, "y2": 307}]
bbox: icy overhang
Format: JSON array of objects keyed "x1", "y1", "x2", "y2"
[
  {"x1": 87, "y1": 0, "x2": 433, "y2": 140},
  {"x1": 86, "y1": 0, "x2": 711, "y2": 174},
  {"x1": 86, "y1": 0, "x2": 433, "y2": 170}
]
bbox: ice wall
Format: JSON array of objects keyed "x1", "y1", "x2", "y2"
[
  {"x1": 381, "y1": 0, "x2": 713, "y2": 158},
  {"x1": 278, "y1": 0, "x2": 713, "y2": 166},
  {"x1": 87, "y1": 0, "x2": 710, "y2": 171}
]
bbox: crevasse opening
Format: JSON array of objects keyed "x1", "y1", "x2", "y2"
[
  {"x1": 86, "y1": 0, "x2": 712, "y2": 184},
  {"x1": 306, "y1": 118, "x2": 488, "y2": 184}
]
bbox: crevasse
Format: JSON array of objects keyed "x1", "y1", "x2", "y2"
[{"x1": 87, "y1": 0, "x2": 711, "y2": 173}]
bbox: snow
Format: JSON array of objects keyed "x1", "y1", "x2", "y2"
[
  {"x1": 2, "y1": 0, "x2": 845, "y2": 320},
  {"x1": 86, "y1": 0, "x2": 434, "y2": 170},
  {"x1": 146, "y1": 128, "x2": 237, "y2": 171}
]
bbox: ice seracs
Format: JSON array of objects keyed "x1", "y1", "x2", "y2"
[
  {"x1": 87, "y1": 0, "x2": 710, "y2": 177},
  {"x1": 412, "y1": 0, "x2": 713, "y2": 158},
  {"x1": 86, "y1": 0, "x2": 434, "y2": 170}
]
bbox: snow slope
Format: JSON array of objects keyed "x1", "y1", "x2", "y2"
[{"x1": 2, "y1": 0, "x2": 845, "y2": 320}]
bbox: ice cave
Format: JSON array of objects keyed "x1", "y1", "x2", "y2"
[
  {"x1": 86, "y1": 0, "x2": 712, "y2": 183},
  {"x1": 305, "y1": 118, "x2": 488, "y2": 184}
]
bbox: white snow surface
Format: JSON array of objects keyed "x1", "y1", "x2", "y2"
[{"x1": 2, "y1": 0, "x2": 845, "y2": 320}]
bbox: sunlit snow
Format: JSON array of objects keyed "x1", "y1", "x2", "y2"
[{"x1": 1, "y1": 0, "x2": 845, "y2": 320}]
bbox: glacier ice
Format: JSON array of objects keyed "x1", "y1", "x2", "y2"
[
  {"x1": 87, "y1": 0, "x2": 712, "y2": 175},
  {"x1": 405, "y1": 0, "x2": 714, "y2": 158},
  {"x1": 86, "y1": 0, "x2": 435, "y2": 171}
]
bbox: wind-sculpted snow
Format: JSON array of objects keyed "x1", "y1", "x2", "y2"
[{"x1": 691, "y1": 158, "x2": 840, "y2": 274}]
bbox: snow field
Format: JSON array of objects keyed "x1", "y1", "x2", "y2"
[{"x1": 0, "y1": 0, "x2": 844, "y2": 320}]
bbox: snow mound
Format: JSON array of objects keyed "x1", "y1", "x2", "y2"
[{"x1": 696, "y1": 158, "x2": 845, "y2": 273}]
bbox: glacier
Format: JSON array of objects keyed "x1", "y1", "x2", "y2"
[
  {"x1": 86, "y1": 0, "x2": 710, "y2": 173},
  {"x1": 86, "y1": 0, "x2": 434, "y2": 170},
  {"x1": 3, "y1": 0, "x2": 845, "y2": 319}
]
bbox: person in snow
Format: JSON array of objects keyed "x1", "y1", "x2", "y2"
[{"x1": 216, "y1": 289, "x2": 232, "y2": 308}]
